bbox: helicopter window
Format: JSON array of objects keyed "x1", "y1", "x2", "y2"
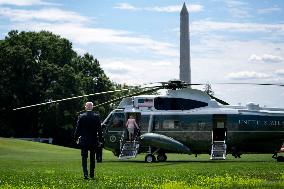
[
  {"x1": 138, "y1": 99, "x2": 144, "y2": 103},
  {"x1": 180, "y1": 115, "x2": 211, "y2": 130},
  {"x1": 108, "y1": 112, "x2": 124, "y2": 128},
  {"x1": 154, "y1": 97, "x2": 208, "y2": 110},
  {"x1": 140, "y1": 115, "x2": 149, "y2": 131},
  {"x1": 153, "y1": 120, "x2": 161, "y2": 130},
  {"x1": 162, "y1": 120, "x2": 181, "y2": 129},
  {"x1": 217, "y1": 122, "x2": 225, "y2": 128}
]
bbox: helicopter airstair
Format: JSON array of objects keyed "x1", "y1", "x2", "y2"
[
  {"x1": 210, "y1": 140, "x2": 227, "y2": 160},
  {"x1": 118, "y1": 129, "x2": 140, "y2": 160},
  {"x1": 118, "y1": 140, "x2": 140, "y2": 160},
  {"x1": 211, "y1": 115, "x2": 227, "y2": 160}
]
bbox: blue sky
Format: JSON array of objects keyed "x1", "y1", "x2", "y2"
[{"x1": 1, "y1": 0, "x2": 284, "y2": 107}]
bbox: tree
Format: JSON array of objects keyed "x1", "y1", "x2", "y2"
[
  {"x1": 203, "y1": 83, "x2": 214, "y2": 96},
  {"x1": 0, "y1": 30, "x2": 114, "y2": 146}
]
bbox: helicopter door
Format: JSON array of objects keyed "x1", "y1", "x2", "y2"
[
  {"x1": 125, "y1": 112, "x2": 141, "y2": 138},
  {"x1": 212, "y1": 114, "x2": 227, "y2": 141},
  {"x1": 119, "y1": 112, "x2": 141, "y2": 159},
  {"x1": 211, "y1": 114, "x2": 227, "y2": 160}
]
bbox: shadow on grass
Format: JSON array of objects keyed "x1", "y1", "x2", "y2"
[{"x1": 103, "y1": 159, "x2": 275, "y2": 164}]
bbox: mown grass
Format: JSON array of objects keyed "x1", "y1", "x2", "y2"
[{"x1": 0, "y1": 137, "x2": 284, "y2": 188}]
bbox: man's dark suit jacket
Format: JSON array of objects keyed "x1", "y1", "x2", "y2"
[{"x1": 74, "y1": 111, "x2": 102, "y2": 148}]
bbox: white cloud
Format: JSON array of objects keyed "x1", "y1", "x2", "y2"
[
  {"x1": 114, "y1": 3, "x2": 203, "y2": 13},
  {"x1": 146, "y1": 4, "x2": 203, "y2": 13},
  {"x1": 249, "y1": 54, "x2": 283, "y2": 63},
  {"x1": 0, "y1": 7, "x2": 89, "y2": 23},
  {"x1": 1, "y1": 4, "x2": 179, "y2": 58},
  {"x1": 74, "y1": 47, "x2": 88, "y2": 56},
  {"x1": 114, "y1": 3, "x2": 138, "y2": 11},
  {"x1": 257, "y1": 6, "x2": 281, "y2": 14},
  {"x1": 14, "y1": 22, "x2": 178, "y2": 57},
  {"x1": 275, "y1": 70, "x2": 284, "y2": 76},
  {"x1": 229, "y1": 7, "x2": 251, "y2": 18},
  {"x1": 262, "y1": 54, "x2": 283, "y2": 63},
  {"x1": 0, "y1": 0, "x2": 57, "y2": 6},
  {"x1": 227, "y1": 71, "x2": 271, "y2": 80},
  {"x1": 192, "y1": 20, "x2": 284, "y2": 34},
  {"x1": 101, "y1": 58, "x2": 178, "y2": 84},
  {"x1": 103, "y1": 61, "x2": 132, "y2": 75},
  {"x1": 249, "y1": 54, "x2": 262, "y2": 61},
  {"x1": 225, "y1": 0, "x2": 251, "y2": 18},
  {"x1": 188, "y1": 4, "x2": 204, "y2": 13},
  {"x1": 188, "y1": 34, "x2": 284, "y2": 88},
  {"x1": 146, "y1": 5, "x2": 181, "y2": 13},
  {"x1": 225, "y1": 0, "x2": 247, "y2": 8}
]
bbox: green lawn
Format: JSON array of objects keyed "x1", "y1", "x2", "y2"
[{"x1": 0, "y1": 137, "x2": 284, "y2": 188}]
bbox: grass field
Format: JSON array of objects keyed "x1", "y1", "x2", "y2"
[{"x1": 0, "y1": 137, "x2": 284, "y2": 189}]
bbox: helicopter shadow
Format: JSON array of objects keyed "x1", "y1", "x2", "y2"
[{"x1": 103, "y1": 159, "x2": 275, "y2": 167}]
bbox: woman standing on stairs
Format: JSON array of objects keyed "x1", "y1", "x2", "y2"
[{"x1": 126, "y1": 115, "x2": 139, "y2": 141}]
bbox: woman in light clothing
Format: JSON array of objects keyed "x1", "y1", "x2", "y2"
[{"x1": 126, "y1": 115, "x2": 139, "y2": 141}]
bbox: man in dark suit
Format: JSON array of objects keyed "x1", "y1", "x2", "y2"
[{"x1": 74, "y1": 102, "x2": 102, "y2": 179}]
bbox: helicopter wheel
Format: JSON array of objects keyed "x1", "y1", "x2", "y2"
[
  {"x1": 157, "y1": 154, "x2": 167, "y2": 162},
  {"x1": 145, "y1": 154, "x2": 156, "y2": 163}
]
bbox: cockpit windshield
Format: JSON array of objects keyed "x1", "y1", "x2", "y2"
[{"x1": 105, "y1": 112, "x2": 124, "y2": 128}]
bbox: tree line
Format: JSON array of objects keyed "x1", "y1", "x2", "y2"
[{"x1": 0, "y1": 30, "x2": 132, "y2": 146}]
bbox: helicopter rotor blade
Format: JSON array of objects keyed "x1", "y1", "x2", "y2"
[
  {"x1": 205, "y1": 82, "x2": 284, "y2": 105},
  {"x1": 122, "y1": 80, "x2": 284, "y2": 90},
  {"x1": 130, "y1": 81, "x2": 162, "y2": 88},
  {"x1": 207, "y1": 94, "x2": 229, "y2": 105},
  {"x1": 214, "y1": 82, "x2": 284, "y2": 87},
  {"x1": 202, "y1": 82, "x2": 284, "y2": 105},
  {"x1": 158, "y1": 80, "x2": 203, "y2": 89},
  {"x1": 93, "y1": 87, "x2": 162, "y2": 108},
  {"x1": 76, "y1": 86, "x2": 162, "y2": 114},
  {"x1": 14, "y1": 80, "x2": 282, "y2": 111},
  {"x1": 13, "y1": 88, "x2": 131, "y2": 111}
]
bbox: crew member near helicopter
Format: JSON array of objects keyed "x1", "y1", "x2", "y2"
[
  {"x1": 96, "y1": 128, "x2": 104, "y2": 163},
  {"x1": 74, "y1": 102, "x2": 102, "y2": 179}
]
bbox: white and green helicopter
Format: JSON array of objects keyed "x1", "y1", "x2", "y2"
[{"x1": 98, "y1": 80, "x2": 284, "y2": 162}]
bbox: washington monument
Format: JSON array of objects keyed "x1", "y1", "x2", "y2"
[{"x1": 180, "y1": 3, "x2": 191, "y2": 84}]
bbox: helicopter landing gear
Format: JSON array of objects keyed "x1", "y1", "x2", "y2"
[
  {"x1": 145, "y1": 146, "x2": 158, "y2": 163},
  {"x1": 157, "y1": 153, "x2": 167, "y2": 162},
  {"x1": 145, "y1": 154, "x2": 156, "y2": 163},
  {"x1": 145, "y1": 147, "x2": 167, "y2": 163},
  {"x1": 145, "y1": 153, "x2": 167, "y2": 162}
]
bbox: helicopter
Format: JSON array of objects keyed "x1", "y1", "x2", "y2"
[
  {"x1": 98, "y1": 80, "x2": 284, "y2": 162},
  {"x1": 13, "y1": 80, "x2": 284, "y2": 162}
]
